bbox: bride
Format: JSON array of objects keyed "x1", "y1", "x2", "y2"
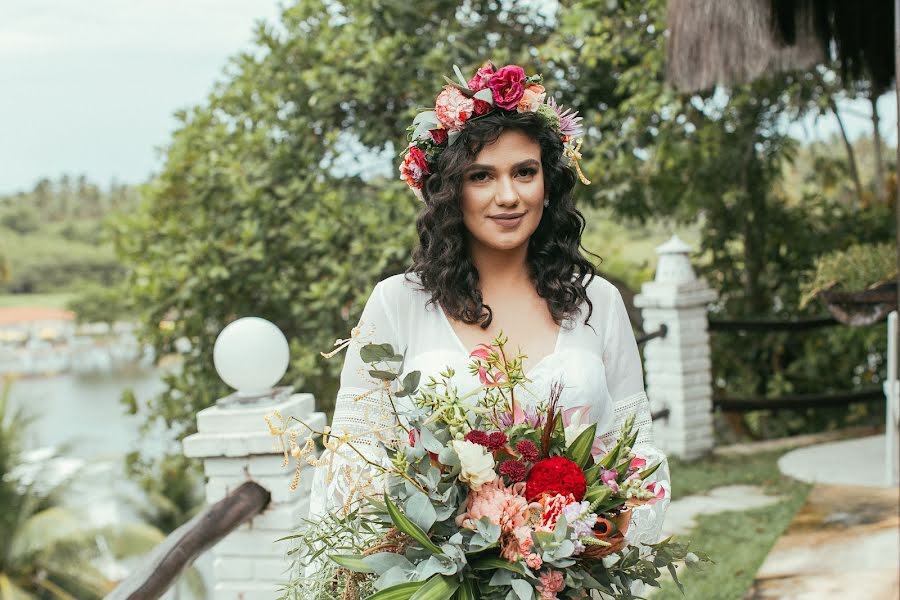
[{"x1": 307, "y1": 62, "x2": 669, "y2": 557}]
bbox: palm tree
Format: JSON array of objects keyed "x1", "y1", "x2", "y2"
[{"x1": 0, "y1": 376, "x2": 164, "y2": 600}]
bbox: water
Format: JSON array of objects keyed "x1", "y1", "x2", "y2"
[
  {"x1": 5, "y1": 361, "x2": 213, "y2": 599},
  {"x1": 8, "y1": 364, "x2": 168, "y2": 459}
]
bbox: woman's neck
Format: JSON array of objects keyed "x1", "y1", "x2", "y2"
[{"x1": 469, "y1": 239, "x2": 531, "y2": 289}]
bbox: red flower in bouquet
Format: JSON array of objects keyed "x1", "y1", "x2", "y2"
[
  {"x1": 536, "y1": 492, "x2": 576, "y2": 532},
  {"x1": 499, "y1": 459, "x2": 527, "y2": 483},
  {"x1": 525, "y1": 456, "x2": 586, "y2": 502},
  {"x1": 485, "y1": 431, "x2": 508, "y2": 450},
  {"x1": 515, "y1": 440, "x2": 539, "y2": 462},
  {"x1": 464, "y1": 429, "x2": 490, "y2": 446}
]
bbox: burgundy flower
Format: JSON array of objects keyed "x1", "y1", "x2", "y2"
[
  {"x1": 429, "y1": 128, "x2": 448, "y2": 145},
  {"x1": 485, "y1": 431, "x2": 509, "y2": 450},
  {"x1": 465, "y1": 430, "x2": 490, "y2": 446},
  {"x1": 515, "y1": 440, "x2": 539, "y2": 462},
  {"x1": 499, "y1": 459, "x2": 527, "y2": 482},
  {"x1": 488, "y1": 65, "x2": 526, "y2": 110},
  {"x1": 472, "y1": 98, "x2": 492, "y2": 116}
]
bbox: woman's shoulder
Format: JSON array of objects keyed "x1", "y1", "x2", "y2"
[
  {"x1": 373, "y1": 272, "x2": 429, "y2": 307},
  {"x1": 582, "y1": 273, "x2": 624, "y2": 309}
]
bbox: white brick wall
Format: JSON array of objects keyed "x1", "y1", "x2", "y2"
[
  {"x1": 183, "y1": 392, "x2": 320, "y2": 598},
  {"x1": 635, "y1": 236, "x2": 718, "y2": 460}
]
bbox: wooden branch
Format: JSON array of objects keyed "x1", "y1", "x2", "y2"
[
  {"x1": 105, "y1": 481, "x2": 271, "y2": 600},
  {"x1": 713, "y1": 387, "x2": 884, "y2": 412},
  {"x1": 635, "y1": 324, "x2": 668, "y2": 346},
  {"x1": 707, "y1": 316, "x2": 840, "y2": 332}
]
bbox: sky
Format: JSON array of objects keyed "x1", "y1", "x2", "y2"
[{"x1": 0, "y1": 2, "x2": 896, "y2": 196}]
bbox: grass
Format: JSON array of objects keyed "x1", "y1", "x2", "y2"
[
  {"x1": 653, "y1": 450, "x2": 812, "y2": 600},
  {"x1": 0, "y1": 292, "x2": 75, "y2": 309}
]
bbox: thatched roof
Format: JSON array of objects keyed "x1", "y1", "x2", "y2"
[{"x1": 666, "y1": 0, "x2": 894, "y2": 92}]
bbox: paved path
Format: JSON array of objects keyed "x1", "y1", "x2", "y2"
[
  {"x1": 746, "y1": 434, "x2": 899, "y2": 599},
  {"x1": 745, "y1": 483, "x2": 899, "y2": 599}
]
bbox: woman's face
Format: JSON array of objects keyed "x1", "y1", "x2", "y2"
[{"x1": 460, "y1": 128, "x2": 545, "y2": 254}]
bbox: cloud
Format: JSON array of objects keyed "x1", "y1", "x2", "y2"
[{"x1": 0, "y1": 0, "x2": 282, "y2": 55}]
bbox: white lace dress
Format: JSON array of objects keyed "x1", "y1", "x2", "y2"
[{"x1": 307, "y1": 272, "x2": 670, "y2": 547}]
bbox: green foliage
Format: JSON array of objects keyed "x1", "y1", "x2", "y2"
[
  {"x1": 800, "y1": 242, "x2": 897, "y2": 307},
  {"x1": 109, "y1": 0, "x2": 556, "y2": 444},
  {"x1": 0, "y1": 175, "x2": 138, "y2": 294},
  {"x1": 546, "y1": 0, "x2": 895, "y2": 438},
  {"x1": 65, "y1": 282, "x2": 135, "y2": 324}
]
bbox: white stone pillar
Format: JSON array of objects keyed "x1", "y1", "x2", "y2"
[
  {"x1": 183, "y1": 390, "x2": 326, "y2": 600},
  {"x1": 634, "y1": 235, "x2": 718, "y2": 460}
]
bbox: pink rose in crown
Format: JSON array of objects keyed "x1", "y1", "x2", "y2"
[
  {"x1": 435, "y1": 86, "x2": 474, "y2": 131},
  {"x1": 488, "y1": 65, "x2": 526, "y2": 110},
  {"x1": 468, "y1": 62, "x2": 495, "y2": 91},
  {"x1": 399, "y1": 146, "x2": 430, "y2": 189}
]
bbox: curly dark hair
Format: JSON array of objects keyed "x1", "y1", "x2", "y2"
[{"x1": 406, "y1": 110, "x2": 598, "y2": 329}]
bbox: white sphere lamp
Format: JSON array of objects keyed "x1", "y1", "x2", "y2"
[{"x1": 213, "y1": 317, "x2": 290, "y2": 400}]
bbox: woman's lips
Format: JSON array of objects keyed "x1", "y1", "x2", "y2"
[{"x1": 489, "y1": 212, "x2": 525, "y2": 228}]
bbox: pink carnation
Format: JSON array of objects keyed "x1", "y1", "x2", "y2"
[
  {"x1": 488, "y1": 65, "x2": 526, "y2": 110},
  {"x1": 434, "y1": 86, "x2": 474, "y2": 131},
  {"x1": 537, "y1": 569, "x2": 566, "y2": 599},
  {"x1": 455, "y1": 478, "x2": 535, "y2": 534},
  {"x1": 535, "y1": 492, "x2": 576, "y2": 532},
  {"x1": 502, "y1": 525, "x2": 542, "y2": 570},
  {"x1": 399, "y1": 146, "x2": 429, "y2": 190}
]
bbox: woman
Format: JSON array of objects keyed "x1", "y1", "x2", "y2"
[{"x1": 308, "y1": 63, "x2": 668, "y2": 548}]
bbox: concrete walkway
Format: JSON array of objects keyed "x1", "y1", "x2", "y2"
[{"x1": 746, "y1": 434, "x2": 899, "y2": 599}]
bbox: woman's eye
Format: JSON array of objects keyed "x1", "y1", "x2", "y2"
[
  {"x1": 517, "y1": 167, "x2": 538, "y2": 177},
  {"x1": 469, "y1": 171, "x2": 489, "y2": 182}
]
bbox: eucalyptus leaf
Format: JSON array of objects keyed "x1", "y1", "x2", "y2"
[
  {"x1": 510, "y1": 579, "x2": 534, "y2": 600},
  {"x1": 363, "y1": 552, "x2": 415, "y2": 575},
  {"x1": 453, "y1": 64, "x2": 468, "y2": 88},
  {"x1": 406, "y1": 492, "x2": 438, "y2": 532},
  {"x1": 473, "y1": 88, "x2": 494, "y2": 104}
]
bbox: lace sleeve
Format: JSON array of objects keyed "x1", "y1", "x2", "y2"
[
  {"x1": 307, "y1": 281, "x2": 403, "y2": 522},
  {"x1": 599, "y1": 286, "x2": 671, "y2": 546}
]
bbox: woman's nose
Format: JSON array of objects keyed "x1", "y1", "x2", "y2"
[{"x1": 494, "y1": 176, "x2": 519, "y2": 206}]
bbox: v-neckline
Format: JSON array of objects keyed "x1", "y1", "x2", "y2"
[{"x1": 436, "y1": 303, "x2": 563, "y2": 378}]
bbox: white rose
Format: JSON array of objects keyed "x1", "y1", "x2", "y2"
[{"x1": 451, "y1": 440, "x2": 496, "y2": 490}]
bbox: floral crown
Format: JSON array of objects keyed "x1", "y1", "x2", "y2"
[{"x1": 398, "y1": 62, "x2": 590, "y2": 201}]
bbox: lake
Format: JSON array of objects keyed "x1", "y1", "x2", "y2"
[{"x1": 5, "y1": 361, "x2": 215, "y2": 599}]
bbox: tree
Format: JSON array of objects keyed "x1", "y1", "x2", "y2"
[
  {"x1": 111, "y1": 0, "x2": 556, "y2": 440},
  {"x1": 542, "y1": 0, "x2": 894, "y2": 436}
]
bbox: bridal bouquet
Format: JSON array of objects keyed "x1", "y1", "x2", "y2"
[{"x1": 271, "y1": 334, "x2": 706, "y2": 600}]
